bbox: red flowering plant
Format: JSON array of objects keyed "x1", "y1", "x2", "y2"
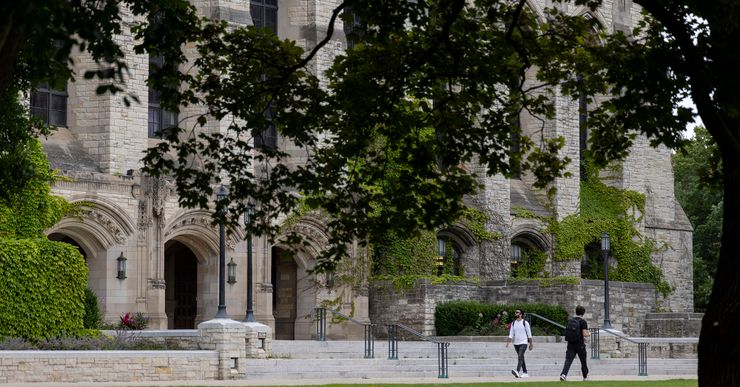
[{"x1": 118, "y1": 312, "x2": 149, "y2": 330}]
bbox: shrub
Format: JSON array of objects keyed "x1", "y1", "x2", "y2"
[
  {"x1": 435, "y1": 300, "x2": 568, "y2": 336},
  {"x1": 83, "y1": 288, "x2": 102, "y2": 329},
  {"x1": 118, "y1": 312, "x2": 149, "y2": 330}
]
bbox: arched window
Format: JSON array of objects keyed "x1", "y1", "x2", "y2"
[{"x1": 343, "y1": 7, "x2": 364, "y2": 49}]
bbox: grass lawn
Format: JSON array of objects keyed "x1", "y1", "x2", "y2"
[
  {"x1": 173, "y1": 381, "x2": 696, "y2": 387},
  {"x1": 294, "y1": 382, "x2": 696, "y2": 387}
]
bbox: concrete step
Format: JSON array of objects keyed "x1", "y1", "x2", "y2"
[{"x1": 249, "y1": 341, "x2": 697, "y2": 380}]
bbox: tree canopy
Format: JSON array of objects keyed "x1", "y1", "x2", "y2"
[{"x1": 2, "y1": 0, "x2": 740, "y2": 383}]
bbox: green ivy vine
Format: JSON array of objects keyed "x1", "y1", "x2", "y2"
[{"x1": 546, "y1": 165, "x2": 671, "y2": 296}]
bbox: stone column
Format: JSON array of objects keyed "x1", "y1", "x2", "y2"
[{"x1": 198, "y1": 319, "x2": 247, "y2": 380}]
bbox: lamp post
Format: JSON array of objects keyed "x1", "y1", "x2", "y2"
[
  {"x1": 243, "y1": 202, "x2": 256, "y2": 323},
  {"x1": 215, "y1": 185, "x2": 229, "y2": 319},
  {"x1": 601, "y1": 232, "x2": 612, "y2": 329}
]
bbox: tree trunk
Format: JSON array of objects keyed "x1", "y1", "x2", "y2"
[{"x1": 698, "y1": 153, "x2": 740, "y2": 386}]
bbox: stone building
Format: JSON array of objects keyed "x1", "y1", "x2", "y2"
[{"x1": 37, "y1": 0, "x2": 692, "y2": 338}]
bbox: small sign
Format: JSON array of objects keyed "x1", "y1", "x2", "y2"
[{"x1": 258, "y1": 332, "x2": 267, "y2": 339}]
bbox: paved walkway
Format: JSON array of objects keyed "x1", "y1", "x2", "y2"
[{"x1": 0, "y1": 375, "x2": 697, "y2": 386}]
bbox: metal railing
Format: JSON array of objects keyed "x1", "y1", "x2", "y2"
[
  {"x1": 387, "y1": 323, "x2": 449, "y2": 378},
  {"x1": 589, "y1": 328, "x2": 697, "y2": 376},
  {"x1": 313, "y1": 307, "x2": 375, "y2": 358}
]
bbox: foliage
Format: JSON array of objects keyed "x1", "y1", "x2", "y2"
[
  {"x1": 435, "y1": 300, "x2": 568, "y2": 336},
  {"x1": 673, "y1": 126, "x2": 723, "y2": 311},
  {"x1": 83, "y1": 288, "x2": 102, "y2": 330},
  {"x1": 545, "y1": 165, "x2": 670, "y2": 295},
  {"x1": 0, "y1": 238, "x2": 88, "y2": 340},
  {"x1": 0, "y1": 333, "x2": 180, "y2": 350},
  {"x1": 0, "y1": 132, "x2": 87, "y2": 340},
  {"x1": 118, "y1": 312, "x2": 150, "y2": 331},
  {"x1": 511, "y1": 248, "x2": 548, "y2": 278}
]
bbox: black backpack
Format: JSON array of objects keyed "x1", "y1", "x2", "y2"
[{"x1": 564, "y1": 317, "x2": 581, "y2": 342}]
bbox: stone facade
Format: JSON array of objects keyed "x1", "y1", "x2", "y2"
[{"x1": 37, "y1": 0, "x2": 692, "y2": 342}]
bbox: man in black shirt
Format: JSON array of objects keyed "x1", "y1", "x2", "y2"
[{"x1": 560, "y1": 305, "x2": 590, "y2": 381}]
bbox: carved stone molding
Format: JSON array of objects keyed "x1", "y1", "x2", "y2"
[
  {"x1": 83, "y1": 209, "x2": 126, "y2": 244},
  {"x1": 148, "y1": 278, "x2": 166, "y2": 290}
]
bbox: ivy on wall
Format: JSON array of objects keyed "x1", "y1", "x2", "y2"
[
  {"x1": 370, "y1": 207, "x2": 494, "y2": 288},
  {"x1": 545, "y1": 166, "x2": 671, "y2": 295},
  {"x1": 0, "y1": 138, "x2": 88, "y2": 339}
]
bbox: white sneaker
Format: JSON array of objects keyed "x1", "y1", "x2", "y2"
[
  {"x1": 520, "y1": 373, "x2": 529, "y2": 378},
  {"x1": 559, "y1": 374, "x2": 567, "y2": 381},
  {"x1": 583, "y1": 376, "x2": 589, "y2": 381},
  {"x1": 511, "y1": 369, "x2": 519, "y2": 378}
]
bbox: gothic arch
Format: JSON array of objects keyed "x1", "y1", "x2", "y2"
[
  {"x1": 164, "y1": 210, "x2": 221, "y2": 264},
  {"x1": 275, "y1": 213, "x2": 331, "y2": 270},
  {"x1": 439, "y1": 224, "x2": 477, "y2": 249},
  {"x1": 47, "y1": 197, "x2": 135, "y2": 253},
  {"x1": 510, "y1": 225, "x2": 551, "y2": 252},
  {"x1": 573, "y1": 8, "x2": 608, "y2": 32}
]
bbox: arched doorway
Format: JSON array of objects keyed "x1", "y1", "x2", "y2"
[
  {"x1": 271, "y1": 246, "x2": 297, "y2": 340},
  {"x1": 164, "y1": 241, "x2": 198, "y2": 329}
]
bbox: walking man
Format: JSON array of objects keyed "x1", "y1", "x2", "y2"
[
  {"x1": 560, "y1": 305, "x2": 590, "y2": 381},
  {"x1": 506, "y1": 309, "x2": 533, "y2": 378}
]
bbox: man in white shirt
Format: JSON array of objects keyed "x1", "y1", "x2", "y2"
[{"x1": 506, "y1": 309, "x2": 533, "y2": 378}]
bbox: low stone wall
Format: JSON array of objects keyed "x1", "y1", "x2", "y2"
[
  {"x1": 0, "y1": 351, "x2": 218, "y2": 383},
  {"x1": 370, "y1": 278, "x2": 658, "y2": 336},
  {"x1": 643, "y1": 312, "x2": 703, "y2": 337},
  {"x1": 0, "y1": 319, "x2": 274, "y2": 383},
  {"x1": 598, "y1": 336, "x2": 698, "y2": 359}
]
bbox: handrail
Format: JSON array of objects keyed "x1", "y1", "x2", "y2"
[
  {"x1": 593, "y1": 328, "x2": 697, "y2": 377},
  {"x1": 313, "y1": 307, "x2": 375, "y2": 358},
  {"x1": 387, "y1": 323, "x2": 449, "y2": 378},
  {"x1": 526, "y1": 312, "x2": 565, "y2": 331}
]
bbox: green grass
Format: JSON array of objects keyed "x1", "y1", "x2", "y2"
[
  {"x1": 299, "y1": 382, "x2": 695, "y2": 387},
  {"x1": 166, "y1": 380, "x2": 696, "y2": 387}
]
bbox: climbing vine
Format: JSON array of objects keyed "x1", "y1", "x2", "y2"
[{"x1": 546, "y1": 164, "x2": 671, "y2": 295}]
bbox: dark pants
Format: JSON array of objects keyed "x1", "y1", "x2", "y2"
[
  {"x1": 561, "y1": 342, "x2": 588, "y2": 378},
  {"x1": 514, "y1": 344, "x2": 528, "y2": 373}
]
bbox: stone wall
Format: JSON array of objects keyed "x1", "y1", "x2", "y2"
[
  {"x1": 370, "y1": 278, "x2": 658, "y2": 337},
  {"x1": 0, "y1": 351, "x2": 218, "y2": 383},
  {"x1": 643, "y1": 312, "x2": 703, "y2": 338}
]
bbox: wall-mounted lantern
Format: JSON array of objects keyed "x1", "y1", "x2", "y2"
[
  {"x1": 326, "y1": 271, "x2": 334, "y2": 288},
  {"x1": 116, "y1": 252, "x2": 127, "y2": 280},
  {"x1": 227, "y1": 258, "x2": 237, "y2": 284},
  {"x1": 510, "y1": 244, "x2": 521, "y2": 263}
]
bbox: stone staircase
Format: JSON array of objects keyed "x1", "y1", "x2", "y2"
[{"x1": 243, "y1": 339, "x2": 697, "y2": 380}]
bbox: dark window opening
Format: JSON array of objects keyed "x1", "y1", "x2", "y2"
[
  {"x1": 148, "y1": 56, "x2": 178, "y2": 138},
  {"x1": 31, "y1": 84, "x2": 67, "y2": 127},
  {"x1": 251, "y1": 0, "x2": 278, "y2": 34},
  {"x1": 343, "y1": 7, "x2": 364, "y2": 49}
]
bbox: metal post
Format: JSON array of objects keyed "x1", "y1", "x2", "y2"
[
  {"x1": 364, "y1": 324, "x2": 375, "y2": 358},
  {"x1": 437, "y1": 342, "x2": 449, "y2": 378},
  {"x1": 387, "y1": 324, "x2": 398, "y2": 360},
  {"x1": 215, "y1": 185, "x2": 228, "y2": 319},
  {"x1": 315, "y1": 307, "x2": 326, "y2": 341},
  {"x1": 601, "y1": 232, "x2": 612, "y2": 329},
  {"x1": 638, "y1": 342, "x2": 648, "y2": 376},
  {"x1": 244, "y1": 204, "x2": 256, "y2": 322},
  {"x1": 590, "y1": 328, "x2": 600, "y2": 359}
]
